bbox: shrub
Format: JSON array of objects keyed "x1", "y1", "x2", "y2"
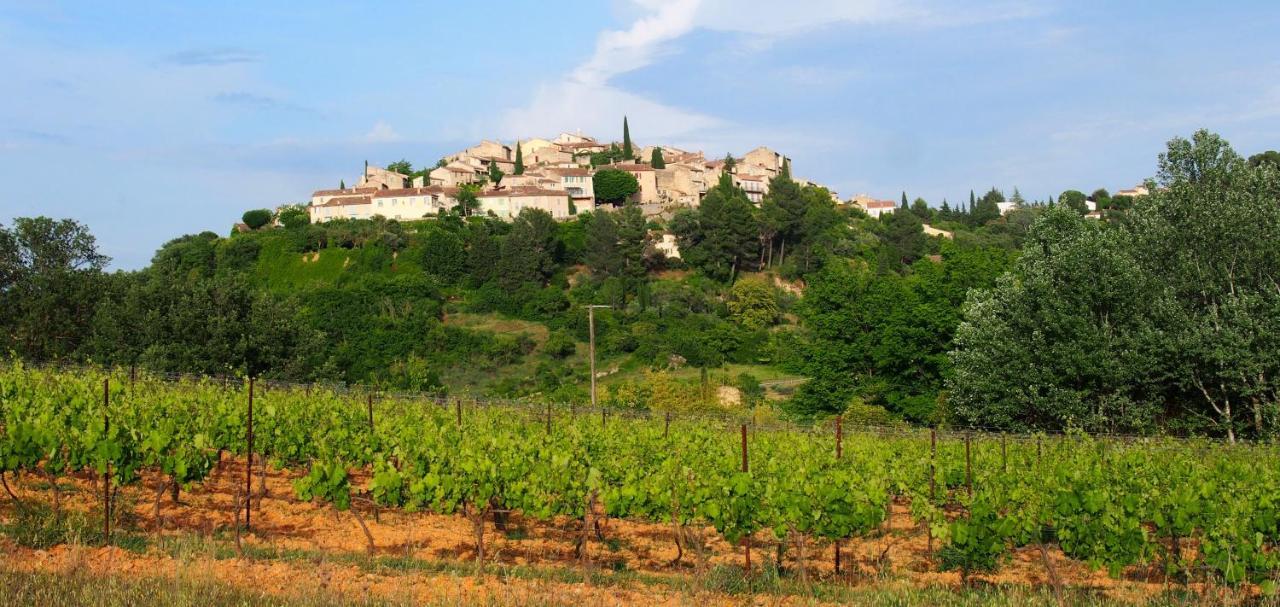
[
  {"x1": 542, "y1": 331, "x2": 577, "y2": 358},
  {"x1": 241, "y1": 209, "x2": 273, "y2": 230}
]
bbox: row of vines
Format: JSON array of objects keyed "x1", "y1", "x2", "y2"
[{"x1": 0, "y1": 364, "x2": 1277, "y2": 594}]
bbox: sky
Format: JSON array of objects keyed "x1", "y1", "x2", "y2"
[{"x1": 2, "y1": 0, "x2": 1279, "y2": 269}]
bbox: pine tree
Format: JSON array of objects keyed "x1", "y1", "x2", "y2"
[
  {"x1": 488, "y1": 161, "x2": 504, "y2": 185},
  {"x1": 622, "y1": 116, "x2": 633, "y2": 160},
  {"x1": 514, "y1": 141, "x2": 524, "y2": 175},
  {"x1": 651, "y1": 147, "x2": 665, "y2": 169},
  {"x1": 723, "y1": 154, "x2": 736, "y2": 172}
]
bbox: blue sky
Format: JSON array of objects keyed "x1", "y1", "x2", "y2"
[{"x1": 2, "y1": 1, "x2": 1278, "y2": 269}]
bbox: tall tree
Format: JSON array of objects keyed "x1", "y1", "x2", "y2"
[
  {"x1": 650, "y1": 147, "x2": 665, "y2": 169},
  {"x1": 498, "y1": 209, "x2": 559, "y2": 289},
  {"x1": 514, "y1": 141, "x2": 524, "y2": 175},
  {"x1": 487, "y1": 161, "x2": 504, "y2": 185},
  {"x1": 672, "y1": 175, "x2": 758, "y2": 282},
  {"x1": 622, "y1": 116, "x2": 633, "y2": 160},
  {"x1": 0, "y1": 217, "x2": 110, "y2": 361}
]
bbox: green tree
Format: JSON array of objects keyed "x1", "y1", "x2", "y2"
[
  {"x1": 497, "y1": 209, "x2": 560, "y2": 289},
  {"x1": 242, "y1": 209, "x2": 273, "y2": 230},
  {"x1": 456, "y1": 184, "x2": 481, "y2": 216},
  {"x1": 910, "y1": 197, "x2": 932, "y2": 222},
  {"x1": 513, "y1": 142, "x2": 524, "y2": 175},
  {"x1": 650, "y1": 147, "x2": 665, "y2": 168},
  {"x1": 584, "y1": 211, "x2": 621, "y2": 278},
  {"x1": 726, "y1": 278, "x2": 779, "y2": 330},
  {"x1": 592, "y1": 168, "x2": 640, "y2": 205},
  {"x1": 277, "y1": 204, "x2": 310, "y2": 229},
  {"x1": 972, "y1": 188, "x2": 1003, "y2": 225},
  {"x1": 0, "y1": 217, "x2": 109, "y2": 362},
  {"x1": 622, "y1": 116, "x2": 633, "y2": 160},
  {"x1": 1058, "y1": 189, "x2": 1088, "y2": 214},
  {"x1": 386, "y1": 159, "x2": 413, "y2": 175},
  {"x1": 1247, "y1": 150, "x2": 1280, "y2": 169},
  {"x1": 672, "y1": 175, "x2": 759, "y2": 282},
  {"x1": 878, "y1": 206, "x2": 927, "y2": 270},
  {"x1": 1090, "y1": 188, "x2": 1112, "y2": 209},
  {"x1": 487, "y1": 162, "x2": 504, "y2": 185}
]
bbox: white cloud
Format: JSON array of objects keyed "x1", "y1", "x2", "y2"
[
  {"x1": 498, "y1": 0, "x2": 1038, "y2": 148},
  {"x1": 362, "y1": 121, "x2": 402, "y2": 143}
]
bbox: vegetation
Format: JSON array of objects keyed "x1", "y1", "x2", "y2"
[
  {"x1": 0, "y1": 130, "x2": 1275, "y2": 439},
  {"x1": 3, "y1": 365, "x2": 1279, "y2": 595},
  {"x1": 591, "y1": 169, "x2": 639, "y2": 205}
]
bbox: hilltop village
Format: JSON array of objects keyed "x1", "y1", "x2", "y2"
[{"x1": 305, "y1": 125, "x2": 848, "y2": 224}]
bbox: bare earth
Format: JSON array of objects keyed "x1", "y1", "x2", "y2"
[{"x1": 0, "y1": 457, "x2": 1243, "y2": 606}]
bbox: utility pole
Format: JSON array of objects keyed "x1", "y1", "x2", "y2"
[{"x1": 584, "y1": 305, "x2": 611, "y2": 412}]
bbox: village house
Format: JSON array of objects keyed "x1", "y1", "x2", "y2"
[
  {"x1": 611, "y1": 163, "x2": 661, "y2": 205},
  {"x1": 358, "y1": 165, "x2": 409, "y2": 190},
  {"x1": 741, "y1": 146, "x2": 790, "y2": 180},
  {"x1": 850, "y1": 194, "x2": 897, "y2": 218},
  {"x1": 734, "y1": 174, "x2": 767, "y2": 204},
  {"x1": 310, "y1": 195, "x2": 374, "y2": 222},
  {"x1": 370, "y1": 187, "x2": 459, "y2": 221},
  {"x1": 475, "y1": 187, "x2": 574, "y2": 220},
  {"x1": 302, "y1": 133, "x2": 830, "y2": 226},
  {"x1": 423, "y1": 162, "x2": 480, "y2": 188},
  {"x1": 310, "y1": 187, "x2": 378, "y2": 208},
  {"x1": 1115, "y1": 183, "x2": 1150, "y2": 197}
]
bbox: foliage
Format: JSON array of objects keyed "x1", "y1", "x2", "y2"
[
  {"x1": 592, "y1": 169, "x2": 640, "y2": 205},
  {"x1": 241, "y1": 209, "x2": 273, "y2": 230},
  {"x1": 726, "y1": 278, "x2": 779, "y2": 330}
]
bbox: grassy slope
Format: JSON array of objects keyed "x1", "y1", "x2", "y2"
[{"x1": 249, "y1": 238, "x2": 797, "y2": 397}]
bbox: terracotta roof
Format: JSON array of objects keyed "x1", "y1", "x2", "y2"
[
  {"x1": 611, "y1": 163, "x2": 656, "y2": 172},
  {"x1": 559, "y1": 141, "x2": 605, "y2": 149},
  {"x1": 859, "y1": 200, "x2": 896, "y2": 209},
  {"x1": 478, "y1": 187, "x2": 569, "y2": 198},
  {"x1": 319, "y1": 195, "x2": 372, "y2": 208},
  {"x1": 545, "y1": 167, "x2": 591, "y2": 176},
  {"x1": 439, "y1": 166, "x2": 475, "y2": 173},
  {"x1": 372, "y1": 187, "x2": 453, "y2": 199},
  {"x1": 312, "y1": 187, "x2": 377, "y2": 197}
]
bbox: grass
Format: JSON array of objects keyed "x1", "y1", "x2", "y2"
[
  {"x1": 1, "y1": 499, "x2": 149, "y2": 554},
  {"x1": 0, "y1": 565, "x2": 1254, "y2": 607},
  {"x1": 2, "y1": 504, "x2": 1269, "y2": 607}
]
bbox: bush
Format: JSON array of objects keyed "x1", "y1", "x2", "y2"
[
  {"x1": 278, "y1": 205, "x2": 310, "y2": 229},
  {"x1": 542, "y1": 331, "x2": 577, "y2": 358},
  {"x1": 241, "y1": 209, "x2": 273, "y2": 230}
]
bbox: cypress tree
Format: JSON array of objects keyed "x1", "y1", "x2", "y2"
[
  {"x1": 622, "y1": 116, "x2": 633, "y2": 160},
  {"x1": 780, "y1": 158, "x2": 791, "y2": 179},
  {"x1": 651, "y1": 147, "x2": 665, "y2": 169},
  {"x1": 340, "y1": 179, "x2": 345, "y2": 189},
  {"x1": 901, "y1": 191, "x2": 909, "y2": 209},
  {"x1": 514, "y1": 141, "x2": 524, "y2": 175}
]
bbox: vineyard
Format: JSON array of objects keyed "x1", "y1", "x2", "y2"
[{"x1": 2, "y1": 363, "x2": 1279, "y2": 603}]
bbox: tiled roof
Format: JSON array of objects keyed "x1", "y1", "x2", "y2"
[
  {"x1": 611, "y1": 163, "x2": 656, "y2": 172},
  {"x1": 319, "y1": 195, "x2": 372, "y2": 208},
  {"x1": 479, "y1": 187, "x2": 568, "y2": 198},
  {"x1": 860, "y1": 200, "x2": 896, "y2": 209},
  {"x1": 545, "y1": 167, "x2": 591, "y2": 176},
  {"x1": 312, "y1": 187, "x2": 377, "y2": 197},
  {"x1": 372, "y1": 187, "x2": 451, "y2": 199}
]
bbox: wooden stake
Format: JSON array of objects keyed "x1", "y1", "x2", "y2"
[{"x1": 246, "y1": 377, "x2": 254, "y2": 530}]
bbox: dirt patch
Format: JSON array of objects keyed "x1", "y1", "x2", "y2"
[{"x1": 0, "y1": 460, "x2": 1229, "y2": 604}]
